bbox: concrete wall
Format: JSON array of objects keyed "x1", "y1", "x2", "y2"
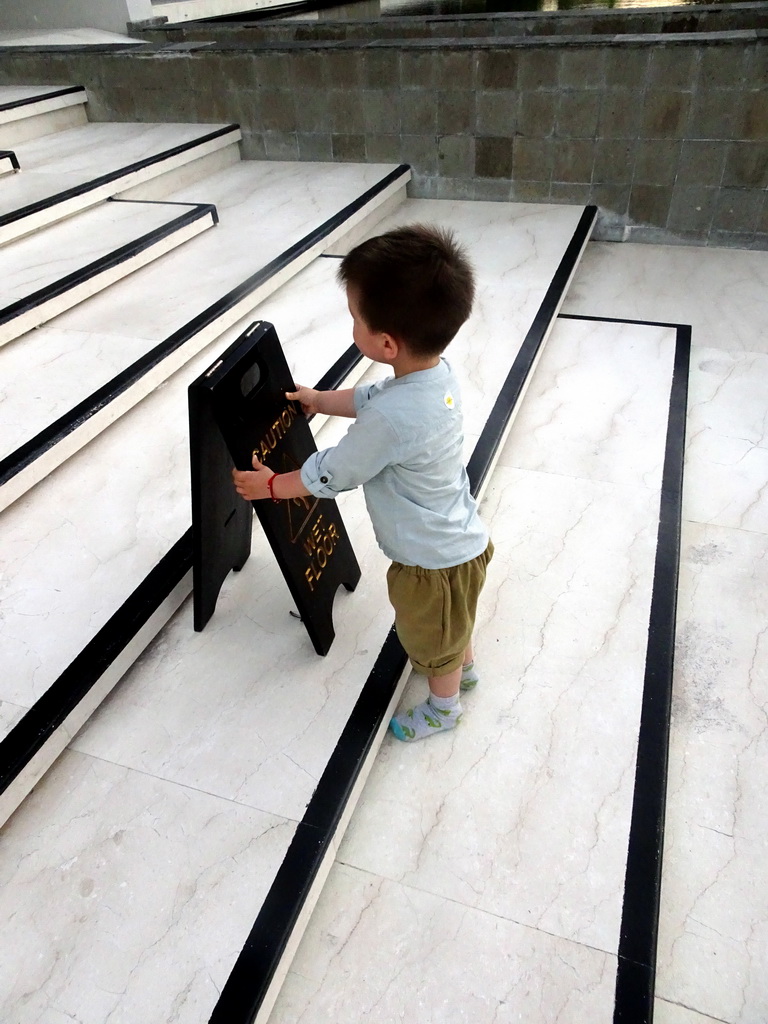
[
  {"x1": 0, "y1": 32, "x2": 765, "y2": 248},
  {"x1": 0, "y1": 0, "x2": 152, "y2": 34}
]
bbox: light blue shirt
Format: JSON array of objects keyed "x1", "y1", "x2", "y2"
[{"x1": 300, "y1": 359, "x2": 488, "y2": 568}]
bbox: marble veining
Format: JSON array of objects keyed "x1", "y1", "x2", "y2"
[
  {"x1": 683, "y1": 347, "x2": 768, "y2": 533},
  {"x1": 51, "y1": 161, "x2": 402, "y2": 343},
  {"x1": 499, "y1": 318, "x2": 677, "y2": 487},
  {"x1": 0, "y1": 29, "x2": 142, "y2": 45},
  {"x1": 654, "y1": 1002, "x2": 730, "y2": 1024},
  {"x1": 0, "y1": 199, "x2": 191, "y2": 311},
  {"x1": 561, "y1": 243, "x2": 768, "y2": 357},
  {"x1": 670, "y1": 522, "x2": 768, "y2": 842},
  {"x1": 67, "y1": 314, "x2": 675, "y2": 1024},
  {"x1": 0, "y1": 122, "x2": 232, "y2": 218},
  {"x1": 0, "y1": 750, "x2": 297, "y2": 1024},
  {"x1": 0, "y1": 85, "x2": 77, "y2": 107},
  {"x1": 261, "y1": 314, "x2": 676, "y2": 1021},
  {"x1": 561, "y1": 239, "x2": 768, "y2": 1024},
  {"x1": 0, "y1": 260, "x2": 355, "y2": 724},
  {"x1": 271, "y1": 863, "x2": 617, "y2": 1024},
  {"x1": 655, "y1": 521, "x2": 768, "y2": 1024},
  {"x1": 57, "y1": 205, "x2": 588, "y2": 821},
  {"x1": 0, "y1": 697, "x2": 26, "y2": 736},
  {"x1": 0, "y1": 198, "x2": 583, "y2": 738},
  {"x1": 2, "y1": 174, "x2": 759, "y2": 1024},
  {"x1": 337, "y1": 463, "x2": 662, "y2": 954},
  {"x1": 656, "y1": 821, "x2": 767, "y2": 1024}
]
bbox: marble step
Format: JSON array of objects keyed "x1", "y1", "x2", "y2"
[
  {"x1": 0, "y1": 206, "x2": 617, "y2": 1024},
  {"x1": 149, "y1": 0, "x2": 293, "y2": 23},
  {"x1": 0, "y1": 200, "x2": 589, "y2": 818},
  {"x1": 0, "y1": 161, "x2": 409, "y2": 512},
  {"x1": 0, "y1": 197, "x2": 218, "y2": 349},
  {"x1": 267, "y1": 313, "x2": 686, "y2": 1024},
  {"x1": 0, "y1": 29, "x2": 143, "y2": 46},
  {"x1": 0, "y1": 150, "x2": 19, "y2": 176},
  {"x1": 0, "y1": 120, "x2": 241, "y2": 245},
  {"x1": 0, "y1": 255, "x2": 379, "y2": 824},
  {"x1": 0, "y1": 85, "x2": 88, "y2": 149}
]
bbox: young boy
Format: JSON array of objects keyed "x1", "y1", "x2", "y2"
[{"x1": 232, "y1": 224, "x2": 492, "y2": 742}]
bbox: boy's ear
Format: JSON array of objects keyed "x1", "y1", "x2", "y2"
[{"x1": 380, "y1": 331, "x2": 400, "y2": 358}]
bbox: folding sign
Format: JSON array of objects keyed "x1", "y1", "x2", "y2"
[{"x1": 188, "y1": 321, "x2": 361, "y2": 655}]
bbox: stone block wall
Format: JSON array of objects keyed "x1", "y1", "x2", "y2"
[{"x1": 0, "y1": 31, "x2": 765, "y2": 248}]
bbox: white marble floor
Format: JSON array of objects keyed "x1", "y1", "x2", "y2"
[
  {"x1": 51, "y1": 161, "x2": 405, "y2": 344},
  {"x1": 0, "y1": 198, "x2": 588, "y2": 1023},
  {"x1": 2, "y1": 146, "x2": 762, "y2": 1024},
  {"x1": 0, "y1": 197, "x2": 581, "y2": 742},
  {"x1": 0, "y1": 258, "x2": 352, "y2": 735},
  {"x1": 266, "y1": 242, "x2": 768, "y2": 1024},
  {"x1": 0, "y1": 121, "x2": 235, "y2": 233},
  {"x1": 0, "y1": 84, "x2": 87, "y2": 124},
  {"x1": 0, "y1": 162, "x2": 401, "y2": 472},
  {"x1": 269, "y1": 313, "x2": 678, "y2": 1024},
  {"x1": 66, "y1": 203, "x2": 585, "y2": 818},
  {"x1": 0, "y1": 85, "x2": 76, "y2": 106},
  {"x1": 560, "y1": 242, "x2": 768, "y2": 1024},
  {"x1": 0, "y1": 199, "x2": 197, "y2": 313},
  {"x1": 0, "y1": 197, "x2": 215, "y2": 350},
  {"x1": 150, "y1": 0, "x2": 292, "y2": 23},
  {"x1": 0, "y1": 29, "x2": 143, "y2": 46},
  {"x1": 0, "y1": 750, "x2": 300, "y2": 1022}
]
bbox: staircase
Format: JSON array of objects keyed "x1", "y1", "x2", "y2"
[{"x1": 0, "y1": 80, "x2": 691, "y2": 1024}]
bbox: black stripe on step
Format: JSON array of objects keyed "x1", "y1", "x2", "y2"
[
  {"x1": 0, "y1": 85, "x2": 84, "y2": 112},
  {"x1": 0, "y1": 201, "x2": 217, "y2": 329},
  {"x1": 0, "y1": 123, "x2": 239, "y2": 229},
  {"x1": 0, "y1": 530, "x2": 193, "y2": 799},
  {"x1": 0, "y1": 149, "x2": 20, "y2": 170},
  {"x1": 107, "y1": 196, "x2": 220, "y2": 225},
  {"x1": 615, "y1": 324, "x2": 690, "y2": 1024},
  {"x1": 0, "y1": 164, "x2": 410, "y2": 488},
  {"x1": 466, "y1": 204, "x2": 597, "y2": 496},
  {"x1": 208, "y1": 204, "x2": 597, "y2": 1024},
  {"x1": 0, "y1": 350, "x2": 377, "y2": 805},
  {"x1": 209, "y1": 627, "x2": 408, "y2": 1024},
  {"x1": 561, "y1": 314, "x2": 691, "y2": 1024},
  {"x1": 313, "y1": 344, "x2": 363, "y2": 395}
]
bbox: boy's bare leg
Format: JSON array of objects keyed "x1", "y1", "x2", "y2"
[
  {"x1": 461, "y1": 641, "x2": 479, "y2": 691},
  {"x1": 429, "y1": 665, "x2": 462, "y2": 699}
]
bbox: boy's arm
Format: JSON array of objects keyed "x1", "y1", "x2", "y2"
[
  {"x1": 233, "y1": 458, "x2": 310, "y2": 502},
  {"x1": 287, "y1": 386, "x2": 357, "y2": 419},
  {"x1": 232, "y1": 388, "x2": 361, "y2": 502},
  {"x1": 233, "y1": 404, "x2": 396, "y2": 503}
]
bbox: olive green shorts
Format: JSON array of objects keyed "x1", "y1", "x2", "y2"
[{"x1": 386, "y1": 540, "x2": 494, "y2": 677}]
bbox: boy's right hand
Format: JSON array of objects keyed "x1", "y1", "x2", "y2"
[{"x1": 287, "y1": 385, "x2": 321, "y2": 417}]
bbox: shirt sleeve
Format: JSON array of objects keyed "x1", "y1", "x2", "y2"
[
  {"x1": 354, "y1": 378, "x2": 387, "y2": 413},
  {"x1": 300, "y1": 406, "x2": 400, "y2": 499}
]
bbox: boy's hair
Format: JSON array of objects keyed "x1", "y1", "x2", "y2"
[{"x1": 338, "y1": 223, "x2": 475, "y2": 357}]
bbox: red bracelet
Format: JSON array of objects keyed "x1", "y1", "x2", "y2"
[{"x1": 266, "y1": 473, "x2": 280, "y2": 502}]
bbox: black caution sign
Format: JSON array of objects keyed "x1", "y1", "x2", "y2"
[{"x1": 188, "y1": 321, "x2": 361, "y2": 655}]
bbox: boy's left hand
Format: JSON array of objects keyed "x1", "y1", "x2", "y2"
[{"x1": 232, "y1": 455, "x2": 274, "y2": 501}]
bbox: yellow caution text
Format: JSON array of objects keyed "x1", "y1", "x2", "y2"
[{"x1": 303, "y1": 514, "x2": 340, "y2": 591}]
